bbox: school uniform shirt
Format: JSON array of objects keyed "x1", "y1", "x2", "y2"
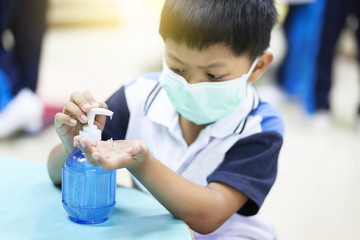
[{"x1": 102, "y1": 72, "x2": 284, "y2": 240}]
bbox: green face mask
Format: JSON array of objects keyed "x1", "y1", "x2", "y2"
[{"x1": 159, "y1": 58, "x2": 259, "y2": 125}]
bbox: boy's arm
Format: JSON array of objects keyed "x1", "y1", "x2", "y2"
[
  {"x1": 74, "y1": 136, "x2": 248, "y2": 234},
  {"x1": 130, "y1": 155, "x2": 248, "y2": 234},
  {"x1": 47, "y1": 144, "x2": 71, "y2": 186}
]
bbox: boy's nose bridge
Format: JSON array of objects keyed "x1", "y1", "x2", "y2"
[
  {"x1": 185, "y1": 72, "x2": 205, "y2": 84},
  {"x1": 186, "y1": 77, "x2": 197, "y2": 84}
]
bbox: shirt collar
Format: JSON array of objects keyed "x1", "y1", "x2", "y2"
[
  {"x1": 144, "y1": 82, "x2": 177, "y2": 127},
  {"x1": 209, "y1": 85, "x2": 259, "y2": 138}
]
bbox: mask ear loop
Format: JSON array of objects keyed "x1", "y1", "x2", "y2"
[
  {"x1": 264, "y1": 48, "x2": 273, "y2": 54},
  {"x1": 162, "y1": 57, "x2": 169, "y2": 70},
  {"x1": 247, "y1": 56, "x2": 259, "y2": 75},
  {"x1": 247, "y1": 47, "x2": 272, "y2": 75}
]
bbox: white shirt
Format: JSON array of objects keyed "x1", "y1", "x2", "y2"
[{"x1": 103, "y1": 73, "x2": 284, "y2": 239}]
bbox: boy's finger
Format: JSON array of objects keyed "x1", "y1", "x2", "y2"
[
  {"x1": 90, "y1": 153, "x2": 110, "y2": 170},
  {"x1": 63, "y1": 102, "x2": 88, "y2": 124},
  {"x1": 77, "y1": 139, "x2": 94, "y2": 163},
  {"x1": 75, "y1": 137, "x2": 100, "y2": 165},
  {"x1": 91, "y1": 152, "x2": 101, "y2": 162},
  {"x1": 73, "y1": 135, "x2": 82, "y2": 147},
  {"x1": 75, "y1": 136, "x2": 97, "y2": 147},
  {"x1": 54, "y1": 113, "x2": 77, "y2": 128},
  {"x1": 93, "y1": 102, "x2": 109, "y2": 128},
  {"x1": 70, "y1": 91, "x2": 92, "y2": 113},
  {"x1": 81, "y1": 91, "x2": 99, "y2": 108},
  {"x1": 98, "y1": 102, "x2": 108, "y2": 109}
]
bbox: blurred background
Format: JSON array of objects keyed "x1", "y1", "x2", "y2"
[{"x1": 0, "y1": 0, "x2": 360, "y2": 239}]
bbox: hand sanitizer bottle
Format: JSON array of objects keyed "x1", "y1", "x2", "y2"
[{"x1": 62, "y1": 108, "x2": 116, "y2": 224}]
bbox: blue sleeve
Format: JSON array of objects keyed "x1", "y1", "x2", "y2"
[
  {"x1": 251, "y1": 100, "x2": 285, "y2": 137},
  {"x1": 206, "y1": 131, "x2": 283, "y2": 216},
  {"x1": 102, "y1": 86, "x2": 130, "y2": 140}
]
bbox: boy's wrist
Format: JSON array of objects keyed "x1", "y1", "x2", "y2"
[
  {"x1": 127, "y1": 156, "x2": 147, "y2": 173},
  {"x1": 63, "y1": 143, "x2": 75, "y2": 155},
  {"x1": 60, "y1": 144, "x2": 73, "y2": 162},
  {"x1": 59, "y1": 135, "x2": 77, "y2": 154}
]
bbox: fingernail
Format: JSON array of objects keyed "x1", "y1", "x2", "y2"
[
  {"x1": 132, "y1": 145, "x2": 142, "y2": 155},
  {"x1": 83, "y1": 103, "x2": 91, "y2": 111},
  {"x1": 81, "y1": 114, "x2": 88, "y2": 122},
  {"x1": 92, "y1": 154, "x2": 99, "y2": 161},
  {"x1": 74, "y1": 140, "x2": 79, "y2": 147},
  {"x1": 70, "y1": 119, "x2": 77, "y2": 126},
  {"x1": 91, "y1": 102, "x2": 99, "y2": 108},
  {"x1": 80, "y1": 140, "x2": 86, "y2": 148}
]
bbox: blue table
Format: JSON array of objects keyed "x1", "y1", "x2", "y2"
[{"x1": 0, "y1": 156, "x2": 193, "y2": 240}]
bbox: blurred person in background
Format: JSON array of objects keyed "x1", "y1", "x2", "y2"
[
  {"x1": 0, "y1": 0, "x2": 47, "y2": 138},
  {"x1": 315, "y1": 0, "x2": 360, "y2": 125},
  {"x1": 276, "y1": 0, "x2": 326, "y2": 115}
]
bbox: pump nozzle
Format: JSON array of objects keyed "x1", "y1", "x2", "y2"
[{"x1": 79, "y1": 108, "x2": 113, "y2": 141}]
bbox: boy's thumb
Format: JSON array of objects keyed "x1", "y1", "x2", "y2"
[{"x1": 132, "y1": 144, "x2": 142, "y2": 155}]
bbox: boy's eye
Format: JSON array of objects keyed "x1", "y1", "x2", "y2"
[
  {"x1": 207, "y1": 73, "x2": 222, "y2": 80},
  {"x1": 170, "y1": 68, "x2": 185, "y2": 74}
]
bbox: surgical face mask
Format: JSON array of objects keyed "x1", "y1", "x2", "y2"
[{"x1": 159, "y1": 58, "x2": 259, "y2": 125}]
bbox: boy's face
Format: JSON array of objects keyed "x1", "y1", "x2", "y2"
[{"x1": 164, "y1": 39, "x2": 272, "y2": 84}]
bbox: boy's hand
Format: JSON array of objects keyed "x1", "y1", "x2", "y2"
[
  {"x1": 54, "y1": 91, "x2": 108, "y2": 153},
  {"x1": 73, "y1": 136, "x2": 149, "y2": 171}
]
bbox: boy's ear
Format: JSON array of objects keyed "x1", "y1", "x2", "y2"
[{"x1": 248, "y1": 51, "x2": 273, "y2": 83}]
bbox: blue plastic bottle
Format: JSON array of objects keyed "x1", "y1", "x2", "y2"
[{"x1": 62, "y1": 108, "x2": 116, "y2": 224}]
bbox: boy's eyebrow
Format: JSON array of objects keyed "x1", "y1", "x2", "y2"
[
  {"x1": 168, "y1": 54, "x2": 228, "y2": 69},
  {"x1": 168, "y1": 54, "x2": 186, "y2": 65},
  {"x1": 201, "y1": 62, "x2": 228, "y2": 69}
]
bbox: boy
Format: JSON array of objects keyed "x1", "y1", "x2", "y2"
[{"x1": 48, "y1": 0, "x2": 283, "y2": 239}]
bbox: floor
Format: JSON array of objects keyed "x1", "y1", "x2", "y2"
[{"x1": 1, "y1": 1, "x2": 360, "y2": 239}]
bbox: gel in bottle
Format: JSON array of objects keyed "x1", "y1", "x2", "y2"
[{"x1": 62, "y1": 108, "x2": 116, "y2": 224}]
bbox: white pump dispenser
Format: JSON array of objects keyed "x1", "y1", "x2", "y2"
[{"x1": 79, "y1": 108, "x2": 113, "y2": 141}]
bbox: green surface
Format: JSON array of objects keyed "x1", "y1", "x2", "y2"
[{"x1": 0, "y1": 156, "x2": 192, "y2": 240}]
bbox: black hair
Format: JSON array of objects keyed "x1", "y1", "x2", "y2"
[{"x1": 159, "y1": 0, "x2": 278, "y2": 60}]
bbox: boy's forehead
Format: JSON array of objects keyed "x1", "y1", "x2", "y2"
[{"x1": 164, "y1": 39, "x2": 251, "y2": 66}]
